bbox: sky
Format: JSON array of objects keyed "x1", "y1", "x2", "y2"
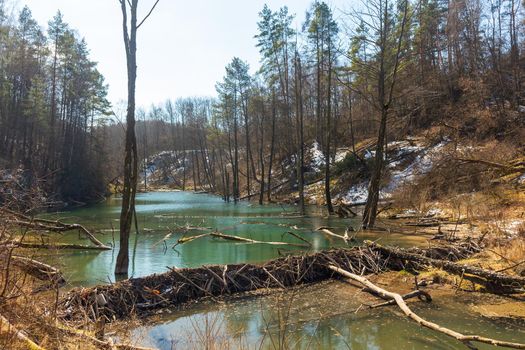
[{"x1": 16, "y1": 0, "x2": 351, "y2": 108}]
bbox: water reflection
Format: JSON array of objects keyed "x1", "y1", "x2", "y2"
[
  {"x1": 130, "y1": 281, "x2": 525, "y2": 350},
  {"x1": 35, "y1": 191, "x2": 424, "y2": 286}
]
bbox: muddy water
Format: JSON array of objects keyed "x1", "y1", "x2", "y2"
[
  {"x1": 129, "y1": 281, "x2": 525, "y2": 350},
  {"x1": 37, "y1": 191, "x2": 524, "y2": 349}
]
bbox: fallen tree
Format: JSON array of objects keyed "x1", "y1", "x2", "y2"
[
  {"x1": 8, "y1": 242, "x2": 111, "y2": 251},
  {"x1": 0, "y1": 253, "x2": 65, "y2": 286},
  {"x1": 369, "y1": 242, "x2": 525, "y2": 294},
  {"x1": 1, "y1": 208, "x2": 111, "y2": 250},
  {"x1": 329, "y1": 265, "x2": 525, "y2": 350},
  {"x1": 173, "y1": 231, "x2": 311, "y2": 249}
]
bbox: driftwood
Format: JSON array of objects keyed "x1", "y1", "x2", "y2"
[
  {"x1": 173, "y1": 231, "x2": 311, "y2": 249},
  {"x1": 316, "y1": 227, "x2": 352, "y2": 244},
  {"x1": 329, "y1": 265, "x2": 525, "y2": 350},
  {"x1": 1, "y1": 209, "x2": 110, "y2": 250}
]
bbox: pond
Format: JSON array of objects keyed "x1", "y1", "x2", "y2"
[
  {"x1": 129, "y1": 281, "x2": 525, "y2": 350},
  {"x1": 38, "y1": 191, "x2": 424, "y2": 286},
  {"x1": 35, "y1": 191, "x2": 525, "y2": 349}
]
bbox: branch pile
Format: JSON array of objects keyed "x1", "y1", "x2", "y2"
[{"x1": 60, "y1": 239, "x2": 492, "y2": 322}]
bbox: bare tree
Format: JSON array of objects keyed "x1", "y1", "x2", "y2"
[
  {"x1": 115, "y1": 0, "x2": 160, "y2": 277},
  {"x1": 361, "y1": 0, "x2": 410, "y2": 229}
]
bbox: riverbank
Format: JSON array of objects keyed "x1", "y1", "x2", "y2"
[{"x1": 1, "y1": 191, "x2": 524, "y2": 349}]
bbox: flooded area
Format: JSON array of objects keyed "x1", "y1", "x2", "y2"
[
  {"x1": 37, "y1": 191, "x2": 424, "y2": 286},
  {"x1": 34, "y1": 192, "x2": 525, "y2": 349}
]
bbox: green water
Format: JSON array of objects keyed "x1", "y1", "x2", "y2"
[
  {"x1": 129, "y1": 281, "x2": 525, "y2": 350},
  {"x1": 36, "y1": 191, "x2": 524, "y2": 349},
  {"x1": 38, "y1": 191, "x2": 423, "y2": 286}
]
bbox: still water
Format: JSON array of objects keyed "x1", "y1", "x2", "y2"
[
  {"x1": 37, "y1": 192, "x2": 525, "y2": 349},
  {"x1": 39, "y1": 191, "x2": 423, "y2": 286}
]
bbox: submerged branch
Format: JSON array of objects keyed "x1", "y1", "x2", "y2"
[{"x1": 329, "y1": 265, "x2": 525, "y2": 350}]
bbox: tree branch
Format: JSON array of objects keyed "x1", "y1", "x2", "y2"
[{"x1": 137, "y1": 0, "x2": 161, "y2": 30}]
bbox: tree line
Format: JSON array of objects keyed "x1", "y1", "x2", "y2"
[
  {"x1": 132, "y1": 0, "x2": 525, "y2": 228},
  {"x1": 0, "y1": 3, "x2": 111, "y2": 205},
  {"x1": 2, "y1": 0, "x2": 524, "y2": 228}
]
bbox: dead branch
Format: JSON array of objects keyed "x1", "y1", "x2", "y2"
[
  {"x1": 329, "y1": 265, "x2": 525, "y2": 350},
  {"x1": 369, "y1": 242, "x2": 525, "y2": 294},
  {"x1": 317, "y1": 227, "x2": 351, "y2": 244},
  {"x1": 1, "y1": 209, "x2": 110, "y2": 250},
  {"x1": 283, "y1": 231, "x2": 312, "y2": 246},
  {"x1": 369, "y1": 289, "x2": 432, "y2": 308}
]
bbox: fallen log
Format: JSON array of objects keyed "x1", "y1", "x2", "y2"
[
  {"x1": 210, "y1": 232, "x2": 309, "y2": 248},
  {"x1": 173, "y1": 231, "x2": 311, "y2": 249},
  {"x1": 7, "y1": 220, "x2": 110, "y2": 250},
  {"x1": 329, "y1": 265, "x2": 525, "y2": 350},
  {"x1": 9, "y1": 242, "x2": 111, "y2": 251},
  {"x1": 9, "y1": 255, "x2": 65, "y2": 285},
  {"x1": 1, "y1": 208, "x2": 111, "y2": 250},
  {"x1": 369, "y1": 242, "x2": 525, "y2": 294}
]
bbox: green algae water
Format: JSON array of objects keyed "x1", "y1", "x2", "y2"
[
  {"x1": 35, "y1": 191, "x2": 525, "y2": 349},
  {"x1": 37, "y1": 191, "x2": 423, "y2": 286}
]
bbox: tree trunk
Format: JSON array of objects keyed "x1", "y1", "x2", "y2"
[
  {"x1": 116, "y1": 0, "x2": 139, "y2": 277},
  {"x1": 295, "y1": 53, "x2": 305, "y2": 215},
  {"x1": 267, "y1": 90, "x2": 277, "y2": 202},
  {"x1": 324, "y1": 41, "x2": 334, "y2": 215}
]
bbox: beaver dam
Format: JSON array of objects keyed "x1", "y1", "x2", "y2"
[{"x1": 3, "y1": 192, "x2": 525, "y2": 349}]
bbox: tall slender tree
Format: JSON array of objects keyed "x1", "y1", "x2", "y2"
[
  {"x1": 306, "y1": 1, "x2": 339, "y2": 215},
  {"x1": 115, "y1": 0, "x2": 160, "y2": 277}
]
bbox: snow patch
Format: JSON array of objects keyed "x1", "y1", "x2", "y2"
[
  {"x1": 341, "y1": 183, "x2": 369, "y2": 204},
  {"x1": 501, "y1": 219, "x2": 525, "y2": 236},
  {"x1": 385, "y1": 141, "x2": 448, "y2": 193},
  {"x1": 309, "y1": 141, "x2": 325, "y2": 172}
]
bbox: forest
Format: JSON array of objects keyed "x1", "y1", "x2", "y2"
[{"x1": 1, "y1": 0, "x2": 525, "y2": 349}]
